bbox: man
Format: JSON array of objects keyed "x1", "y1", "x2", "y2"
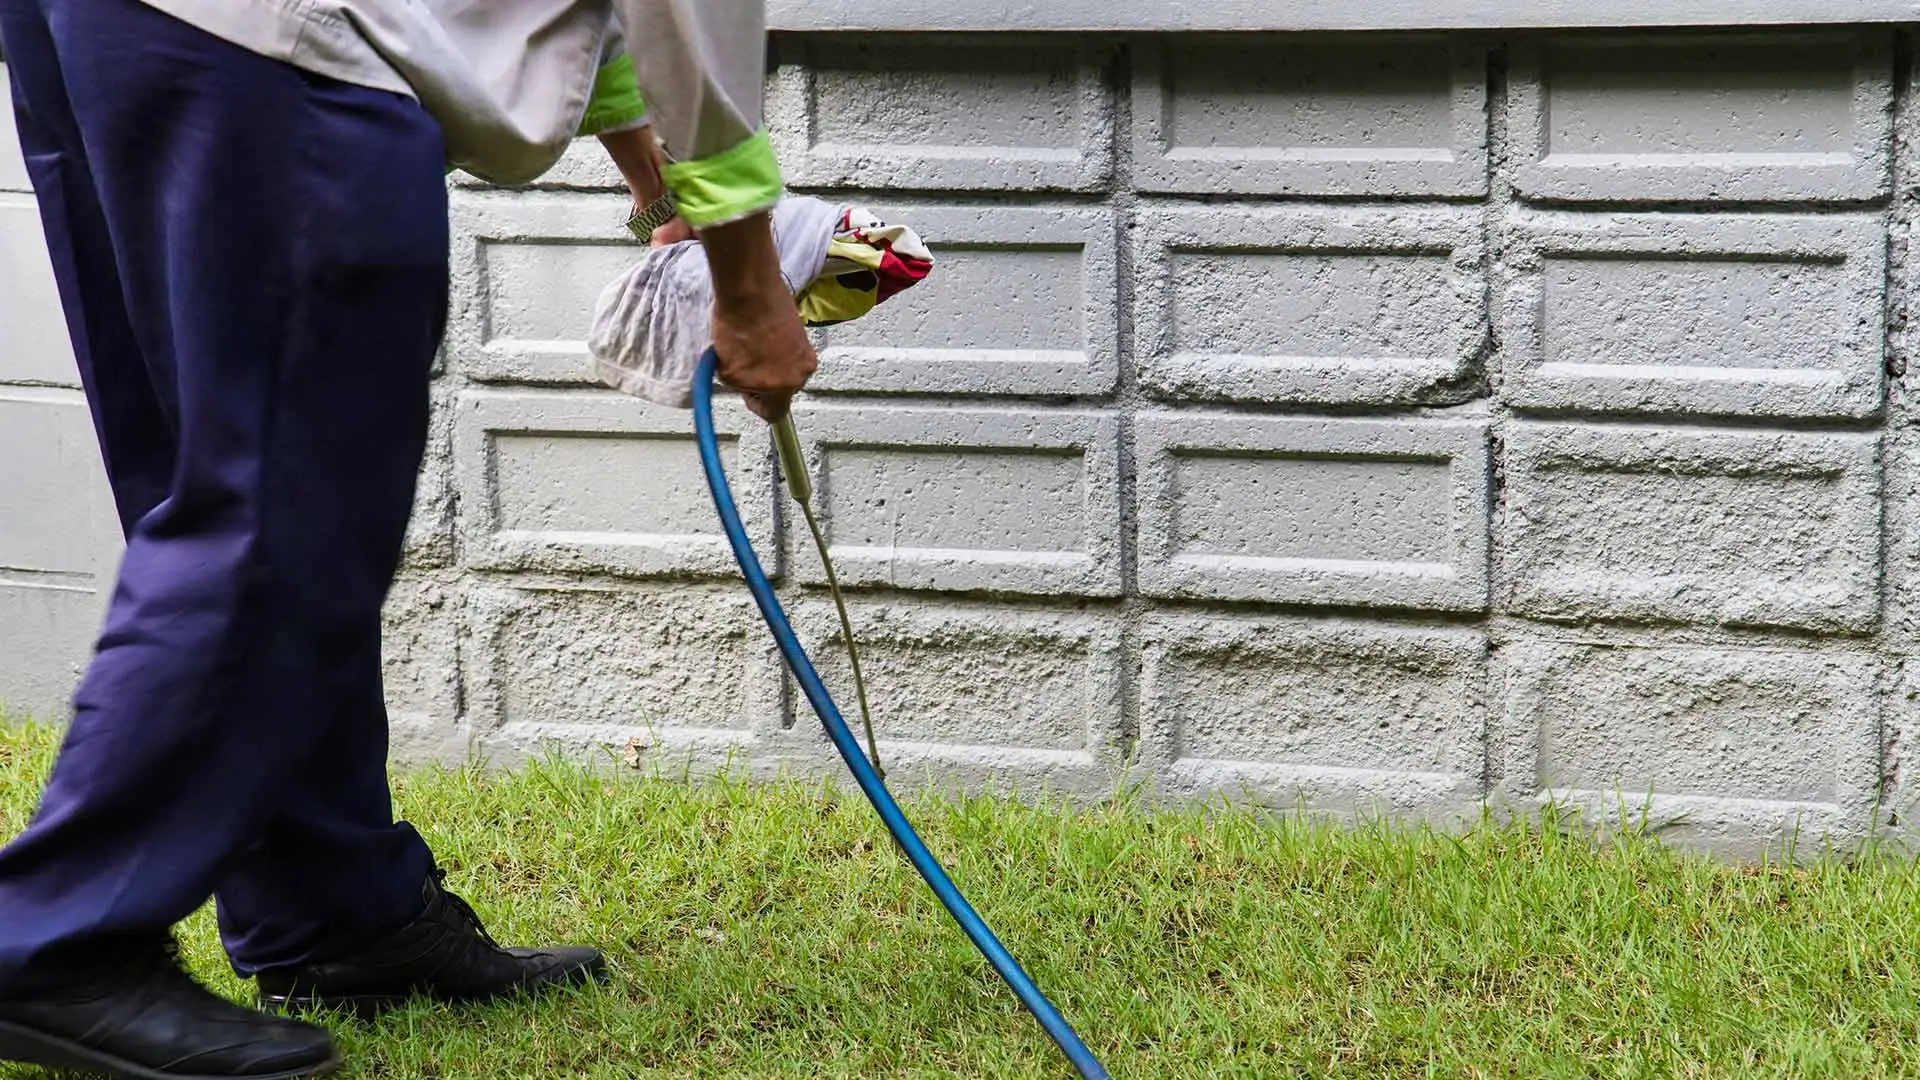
[{"x1": 0, "y1": 1, "x2": 815, "y2": 1077}]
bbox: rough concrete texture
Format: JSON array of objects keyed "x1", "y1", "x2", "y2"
[
  {"x1": 767, "y1": 36, "x2": 1114, "y2": 193},
  {"x1": 805, "y1": 204, "x2": 1120, "y2": 398},
  {"x1": 1136, "y1": 415, "x2": 1490, "y2": 611},
  {"x1": 1504, "y1": 423, "x2": 1881, "y2": 633},
  {"x1": 0, "y1": 81, "x2": 25, "y2": 193},
  {"x1": 1510, "y1": 33, "x2": 1894, "y2": 204},
  {"x1": 1134, "y1": 206, "x2": 1487, "y2": 406},
  {"x1": 1500, "y1": 640, "x2": 1879, "y2": 857},
  {"x1": 779, "y1": 596, "x2": 1127, "y2": 795},
  {"x1": 11, "y1": 26, "x2": 1920, "y2": 857},
  {"x1": 764, "y1": 1, "x2": 1920, "y2": 32},
  {"x1": 1885, "y1": 657, "x2": 1920, "y2": 848},
  {"x1": 1132, "y1": 37, "x2": 1488, "y2": 198},
  {"x1": 381, "y1": 571, "x2": 466, "y2": 763},
  {"x1": 1, "y1": 195, "x2": 79, "y2": 388},
  {"x1": 1499, "y1": 212, "x2": 1886, "y2": 419},
  {"x1": 454, "y1": 389, "x2": 778, "y2": 581},
  {"x1": 446, "y1": 191, "x2": 636, "y2": 387},
  {"x1": 460, "y1": 583, "x2": 785, "y2": 771},
  {"x1": 1141, "y1": 615, "x2": 1487, "y2": 819},
  {"x1": 403, "y1": 383, "x2": 458, "y2": 570},
  {"x1": 0, "y1": 389, "x2": 117, "y2": 720},
  {"x1": 786, "y1": 404, "x2": 1123, "y2": 597}
]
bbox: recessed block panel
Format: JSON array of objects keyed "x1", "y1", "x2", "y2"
[
  {"x1": 1511, "y1": 33, "x2": 1892, "y2": 202},
  {"x1": 1137, "y1": 415, "x2": 1490, "y2": 610}
]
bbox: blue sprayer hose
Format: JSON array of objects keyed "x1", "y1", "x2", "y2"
[{"x1": 691, "y1": 350, "x2": 1110, "y2": 1080}]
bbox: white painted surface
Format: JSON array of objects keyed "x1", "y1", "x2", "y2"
[
  {"x1": 10, "y1": 25, "x2": 1920, "y2": 857},
  {"x1": 768, "y1": 0, "x2": 1920, "y2": 31}
]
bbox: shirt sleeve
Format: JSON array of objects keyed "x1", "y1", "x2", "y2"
[
  {"x1": 577, "y1": 53, "x2": 649, "y2": 136},
  {"x1": 611, "y1": 0, "x2": 782, "y2": 229}
]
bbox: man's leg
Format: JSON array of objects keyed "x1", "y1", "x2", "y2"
[
  {"x1": 0, "y1": 0, "x2": 442, "y2": 1000},
  {"x1": 196, "y1": 1, "x2": 452, "y2": 968},
  {"x1": 215, "y1": 625, "x2": 436, "y2": 973},
  {"x1": 201, "y1": 32, "x2": 595, "y2": 992}
]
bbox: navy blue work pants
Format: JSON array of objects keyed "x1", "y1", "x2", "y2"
[{"x1": 0, "y1": 0, "x2": 442, "y2": 991}]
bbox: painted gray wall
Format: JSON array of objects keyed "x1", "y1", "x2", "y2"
[
  {"x1": 5, "y1": 22, "x2": 1919, "y2": 858},
  {"x1": 765, "y1": 0, "x2": 1920, "y2": 31}
]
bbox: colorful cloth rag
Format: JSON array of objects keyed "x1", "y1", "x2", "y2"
[{"x1": 796, "y1": 207, "x2": 934, "y2": 328}]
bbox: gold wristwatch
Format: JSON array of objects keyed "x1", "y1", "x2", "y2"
[{"x1": 624, "y1": 193, "x2": 678, "y2": 242}]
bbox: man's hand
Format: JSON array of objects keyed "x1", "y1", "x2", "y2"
[
  {"x1": 599, "y1": 128, "x2": 811, "y2": 420},
  {"x1": 700, "y1": 211, "x2": 816, "y2": 422},
  {"x1": 650, "y1": 217, "x2": 694, "y2": 248},
  {"x1": 597, "y1": 125, "x2": 695, "y2": 246}
]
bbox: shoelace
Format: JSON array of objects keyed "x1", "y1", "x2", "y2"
[
  {"x1": 119, "y1": 935, "x2": 208, "y2": 1003},
  {"x1": 429, "y1": 871, "x2": 503, "y2": 952},
  {"x1": 128, "y1": 935, "x2": 195, "y2": 988}
]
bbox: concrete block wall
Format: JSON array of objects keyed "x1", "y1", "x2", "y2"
[
  {"x1": 7, "y1": 20, "x2": 1920, "y2": 857},
  {"x1": 427, "y1": 26, "x2": 1917, "y2": 858}
]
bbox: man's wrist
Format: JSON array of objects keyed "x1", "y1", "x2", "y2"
[
  {"x1": 701, "y1": 212, "x2": 789, "y2": 311},
  {"x1": 624, "y1": 194, "x2": 678, "y2": 241},
  {"x1": 597, "y1": 126, "x2": 668, "y2": 207}
]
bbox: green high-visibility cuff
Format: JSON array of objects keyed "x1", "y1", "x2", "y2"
[
  {"x1": 663, "y1": 129, "x2": 783, "y2": 229},
  {"x1": 577, "y1": 55, "x2": 648, "y2": 136}
]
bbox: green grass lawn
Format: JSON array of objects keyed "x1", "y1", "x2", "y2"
[{"x1": 3, "y1": 718, "x2": 1920, "y2": 1079}]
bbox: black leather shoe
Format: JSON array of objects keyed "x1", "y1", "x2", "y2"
[
  {"x1": 0, "y1": 939, "x2": 338, "y2": 1080},
  {"x1": 255, "y1": 870, "x2": 605, "y2": 1017}
]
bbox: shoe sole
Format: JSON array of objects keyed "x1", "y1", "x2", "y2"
[
  {"x1": 260, "y1": 954, "x2": 609, "y2": 1021},
  {"x1": 0, "y1": 1018, "x2": 340, "y2": 1080}
]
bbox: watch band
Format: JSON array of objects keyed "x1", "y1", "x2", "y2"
[{"x1": 624, "y1": 193, "x2": 679, "y2": 241}]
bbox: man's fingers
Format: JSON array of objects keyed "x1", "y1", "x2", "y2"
[
  {"x1": 715, "y1": 363, "x2": 806, "y2": 398},
  {"x1": 713, "y1": 348, "x2": 817, "y2": 398},
  {"x1": 742, "y1": 391, "x2": 791, "y2": 423},
  {"x1": 650, "y1": 218, "x2": 694, "y2": 249}
]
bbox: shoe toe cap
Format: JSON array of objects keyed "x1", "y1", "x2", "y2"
[
  {"x1": 508, "y1": 945, "x2": 608, "y2": 986},
  {"x1": 173, "y1": 1017, "x2": 338, "y2": 1077}
]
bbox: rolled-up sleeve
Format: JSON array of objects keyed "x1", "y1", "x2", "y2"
[
  {"x1": 577, "y1": 58, "x2": 649, "y2": 136},
  {"x1": 612, "y1": 0, "x2": 782, "y2": 229}
]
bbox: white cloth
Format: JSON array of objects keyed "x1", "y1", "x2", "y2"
[
  {"x1": 132, "y1": 0, "x2": 766, "y2": 185},
  {"x1": 589, "y1": 196, "x2": 841, "y2": 408}
]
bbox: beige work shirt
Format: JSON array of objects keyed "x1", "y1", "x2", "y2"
[{"x1": 134, "y1": 0, "x2": 765, "y2": 185}]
